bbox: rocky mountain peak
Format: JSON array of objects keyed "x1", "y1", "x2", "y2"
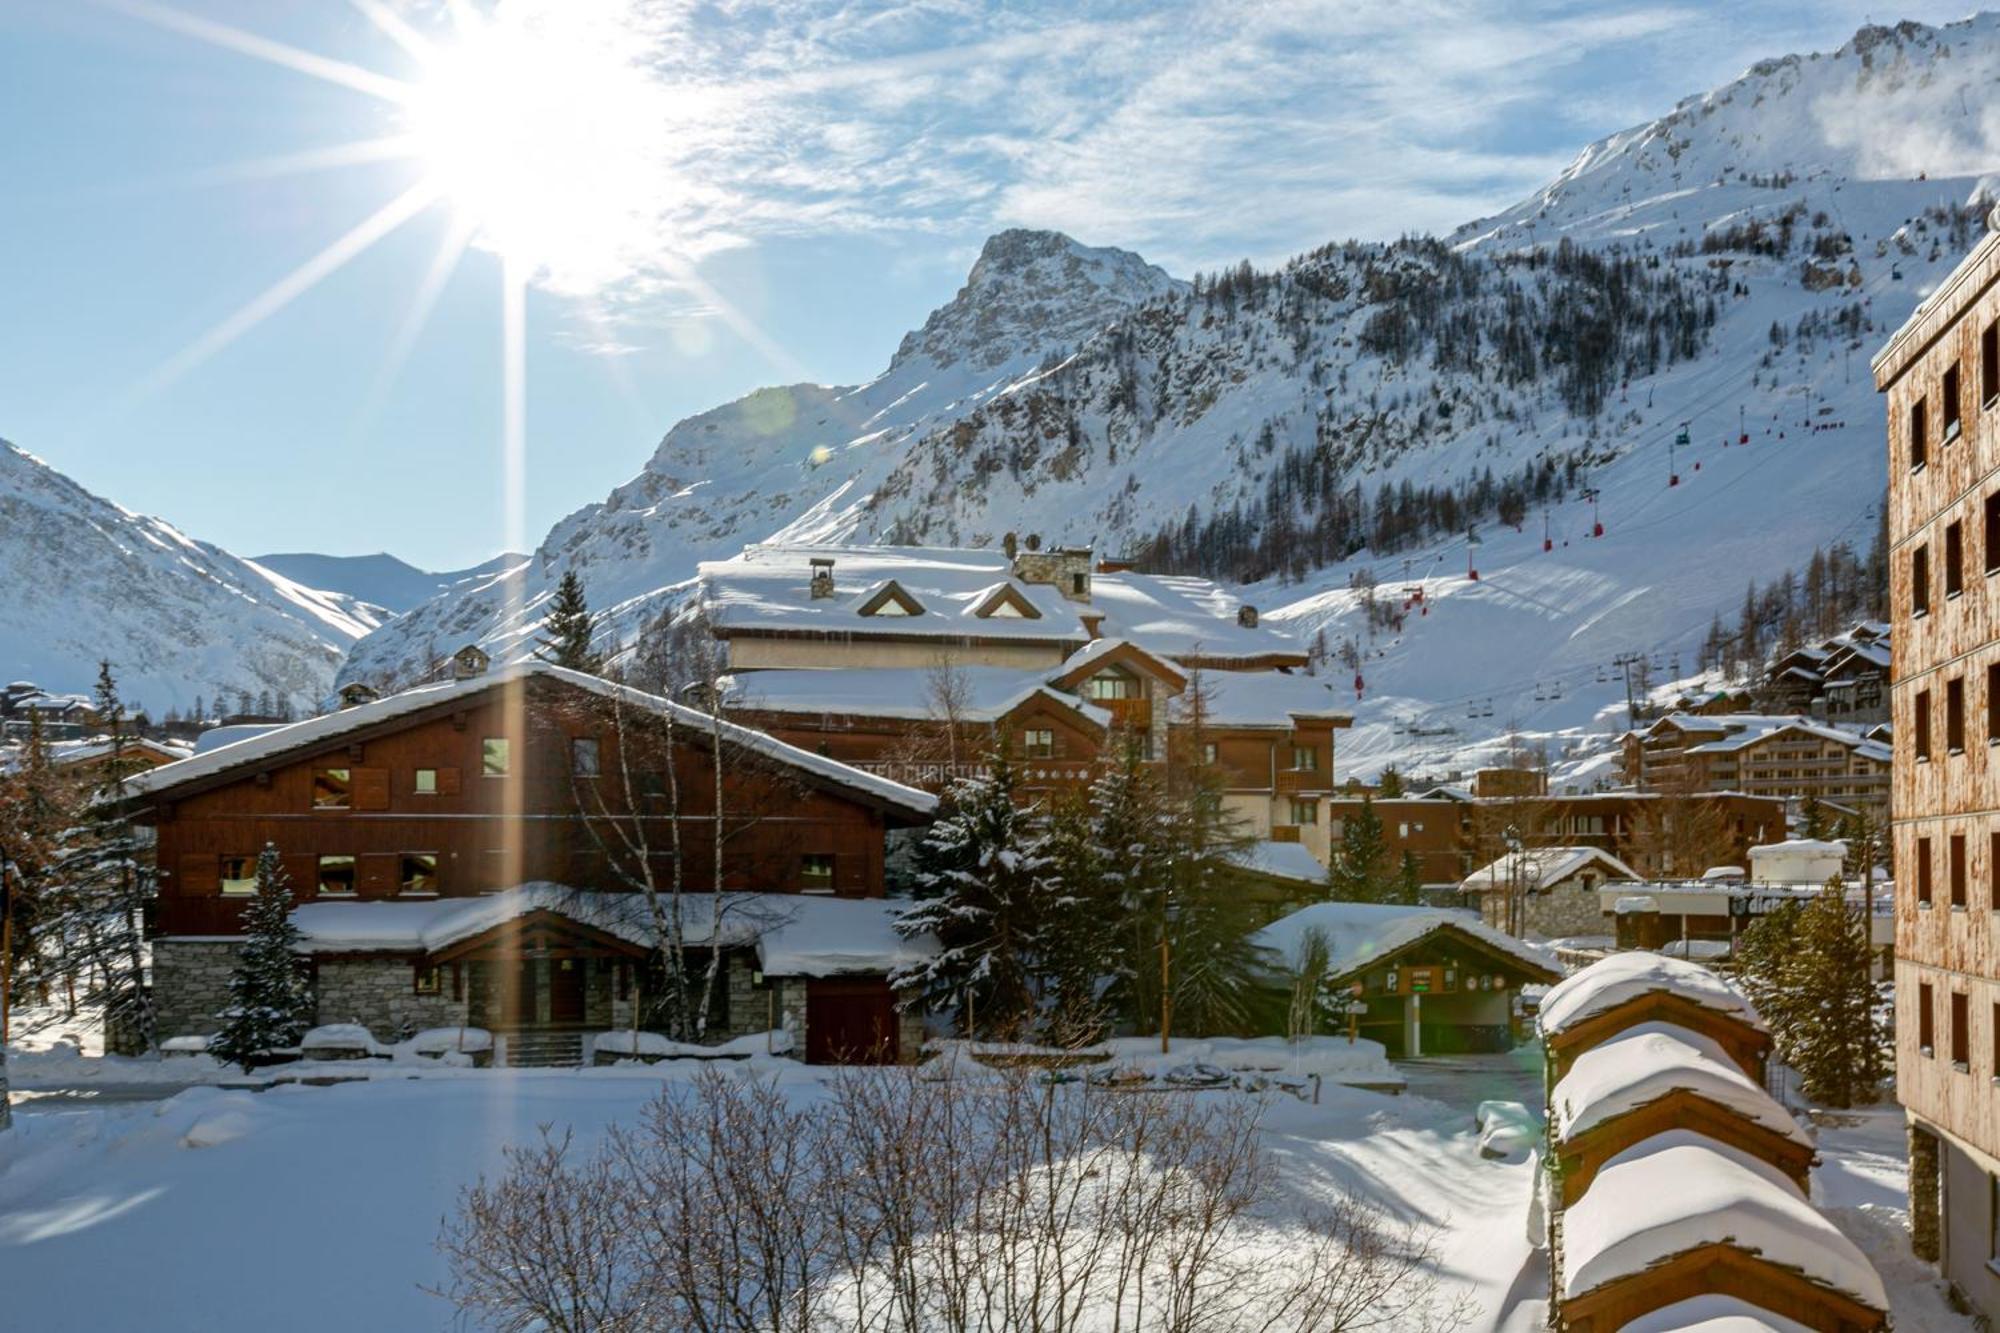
[{"x1": 891, "y1": 228, "x2": 1183, "y2": 373}]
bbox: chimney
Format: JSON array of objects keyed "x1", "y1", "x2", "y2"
[
  {"x1": 809, "y1": 556, "x2": 837, "y2": 600},
  {"x1": 337, "y1": 681, "x2": 380, "y2": 710},
  {"x1": 1011, "y1": 543, "x2": 1094, "y2": 603},
  {"x1": 1003, "y1": 531, "x2": 1019, "y2": 559},
  {"x1": 451, "y1": 644, "x2": 491, "y2": 680},
  {"x1": 1237, "y1": 605, "x2": 1259, "y2": 629}
]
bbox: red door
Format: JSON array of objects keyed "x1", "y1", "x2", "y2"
[
  {"x1": 550, "y1": 958, "x2": 586, "y2": 1025},
  {"x1": 805, "y1": 978, "x2": 898, "y2": 1065}
]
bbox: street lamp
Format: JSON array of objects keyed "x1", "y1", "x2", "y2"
[{"x1": 1504, "y1": 824, "x2": 1524, "y2": 938}]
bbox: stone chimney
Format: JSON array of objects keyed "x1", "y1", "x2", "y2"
[
  {"x1": 337, "y1": 681, "x2": 380, "y2": 710},
  {"x1": 451, "y1": 644, "x2": 491, "y2": 680},
  {"x1": 809, "y1": 556, "x2": 837, "y2": 600},
  {"x1": 1237, "y1": 605, "x2": 1259, "y2": 629},
  {"x1": 1011, "y1": 543, "x2": 1094, "y2": 602}
]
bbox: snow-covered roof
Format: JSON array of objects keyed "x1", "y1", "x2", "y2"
[
  {"x1": 1550, "y1": 1021, "x2": 1810, "y2": 1148},
  {"x1": 288, "y1": 884, "x2": 935, "y2": 977},
  {"x1": 123, "y1": 662, "x2": 936, "y2": 818},
  {"x1": 1460, "y1": 846, "x2": 1640, "y2": 894},
  {"x1": 1232, "y1": 839, "x2": 1328, "y2": 885},
  {"x1": 1560, "y1": 1132, "x2": 1885, "y2": 1311},
  {"x1": 724, "y1": 666, "x2": 1111, "y2": 728},
  {"x1": 1619, "y1": 1295, "x2": 1818, "y2": 1333},
  {"x1": 193, "y1": 722, "x2": 288, "y2": 755},
  {"x1": 1748, "y1": 839, "x2": 1846, "y2": 861},
  {"x1": 1250, "y1": 901, "x2": 1561, "y2": 982},
  {"x1": 699, "y1": 544, "x2": 1303, "y2": 663},
  {"x1": 1539, "y1": 951, "x2": 1763, "y2": 1038},
  {"x1": 1196, "y1": 669, "x2": 1351, "y2": 727}
]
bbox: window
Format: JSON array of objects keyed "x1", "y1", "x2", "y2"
[
  {"x1": 1993, "y1": 831, "x2": 2000, "y2": 912},
  {"x1": 313, "y1": 767, "x2": 352, "y2": 809},
  {"x1": 1292, "y1": 745, "x2": 1319, "y2": 772},
  {"x1": 1945, "y1": 364, "x2": 1964, "y2": 440},
  {"x1": 1913, "y1": 545, "x2": 1931, "y2": 617},
  {"x1": 1953, "y1": 991, "x2": 1971, "y2": 1068},
  {"x1": 482, "y1": 737, "x2": 511, "y2": 778},
  {"x1": 1949, "y1": 678, "x2": 1967, "y2": 753},
  {"x1": 1201, "y1": 742, "x2": 1218, "y2": 765},
  {"x1": 1920, "y1": 981, "x2": 1935, "y2": 1055},
  {"x1": 800, "y1": 853, "x2": 835, "y2": 894},
  {"x1": 1071, "y1": 572, "x2": 1088, "y2": 597},
  {"x1": 1084, "y1": 672, "x2": 1137, "y2": 700},
  {"x1": 571, "y1": 737, "x2": 600, "y2": 778},
  {"x1": 413, "y1": 965, "x2": 442, "y2": 996},
  {"x1": 1990, "y1": 495, "x2": 2000, "y2": 576},
  {"x1": 400, "y1": 853, "x2": 438, "y2": 896},
  {"x1": 1948, "y1": 522, "x2": 1965, "y2": 598},
  {"x1": 1023, "y1": 729, "x2": 1055, "y2": 759},
  {"x1": 1991, "y1": 665, "x2": 2000, "y2": 743},
  {"x1": 1289, "y1": 798, "x2": 1318, "y2": 825},
  {"x1": 414, "y1": 767, "x2": 437, "y2": 795},
  {"x1": 220, "y1": 856, "x2": 257, "y2": 896},
  {"x1": 1916, "y1": 689, "x2": 1933, "y2": 760},
  {"x1": 1952, "y1": 834, "x2": 1968, "y2": 909},
  {"x1": 1986, "y1": 322, "x2": 1999, "y2": 405},
  {"x1": 1918, "y1": 837, "x2": 1934, "y2": 907},
  {"x1": 1912, "y1": 396, "x2": 1929, "y2": 470},
  {"x1": 318, "y1": 854, "x2": 356, "y2": 896}
]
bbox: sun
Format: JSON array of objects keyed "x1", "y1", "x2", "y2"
[{"x1": 402, "y1": 7, "x2": 672, "y2": 287}]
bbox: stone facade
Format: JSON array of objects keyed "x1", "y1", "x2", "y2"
[
  {"x1": 153, "y1": 939, "x2": 243, "y2": 1040},
  {"x1": 1477, "y1": 885, "x2": 1610, "y2": 940},
  {"x1": 1911, "y1": 1124, "x2": 1940, "y2": 1263},
  {"x1": 314, "y1": 959, "x2": 468, "y2": 1041}
]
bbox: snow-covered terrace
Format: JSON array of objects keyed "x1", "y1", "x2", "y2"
[{"x1": 1539, "y1": 950, "x2": 1763, "y2": 1038}]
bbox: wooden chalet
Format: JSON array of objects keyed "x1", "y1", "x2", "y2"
[
  {"x1": 1539, "y1": 951, "x2": 1772, "y2": 1083},
  {"x1": 1252, "y1": 902, "x2": 1562, "y2": 1057},
  {"x1": 122, "y1": 653, "x2": 938, "y2": 1065},
  {"x1": 1547, "y1": 1021, "x2": 1816, "y2": 1207}
]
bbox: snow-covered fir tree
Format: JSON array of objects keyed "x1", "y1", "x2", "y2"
[
  {"x1": 1076, "y1": 737, "x2": 1175, "y2": 1033},
  {"x1": 1735, "y1": 882, "x2": 1883, "y2": 1107},
  {"x1": 536, "y1": 570, "x2": 600, "y2": 673},
  {"x1": 1328, "y1": 793, "x2": 1412, "y2": 903},
  {"x1": 893, "y1": 751, "x2": 1065, "y2": 1039},
  {"x1": 210, "y1": 845, "x2": 313, "y2": 1071}
]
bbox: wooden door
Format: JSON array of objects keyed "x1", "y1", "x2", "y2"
[
  {"x1": 805, "y1": 978, "x2": 898, "y2": 1065},
  {"x1": 550, "y1": 958, "x2": 586, "y2": 1025}
]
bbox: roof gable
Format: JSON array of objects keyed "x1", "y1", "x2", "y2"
[
  {"x1": 1048, "y1": 637, "x2": 1187, "y2": 693},
  {"x1": 969, "y1": 582, "x2": 1042, "y2": 620},
  {"x1": 853, "y1": 579, "x2": 926, "y2": 617}
]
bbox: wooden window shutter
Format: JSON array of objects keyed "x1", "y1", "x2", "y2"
[
  {"x1": 436, "y1": 766, "x2": 462, "y2": 796},
  {"x1": 179, "y1": 854, "x2": 220, "y2": 894},
  {"x1": 359, "y1": 852, "x2": 399, "y2": 898},
  {"x1": 353, "y1": 767, "x2": 391, "y2": 810}
]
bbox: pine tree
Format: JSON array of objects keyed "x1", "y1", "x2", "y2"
[
  {"x1": 1736, "y1": 884, "x2": 1883, "y2": 1107},
  {"x1": 892, "y1": 752, "x2": 1062, "y2": 1039},
  {"x1": 1077, "y1": 737, "x2": 1176, "y2": 1034},
  {"x1": 1800, "y1": 795, "x2": 1830, "y2": 840},
  {"x1": 1327, "y1": 794, "x2": 1395, "y2": 902},
  {"x1": 1395, "y1": 850, "x2": 1424, "y2": 905},
  {"x1": 0, "y1": 714, "x2": 77, "y2": 1025},
  {"x1": 537, "y1": 571, "x2": 601, "y2": 673},
  {"x1": 209, "y1": 845, "x2": 313, "y2": 1070},
  {"x1": 1378, "y1": 766, "x2": 1405, "y2": 798}
]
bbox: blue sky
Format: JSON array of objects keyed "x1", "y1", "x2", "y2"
[{"x1": 0, "y1": 0, "x2": 1974, "y2": 570}]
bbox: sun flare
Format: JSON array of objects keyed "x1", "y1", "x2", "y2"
[{"x1": 403, "y1": 7, "x2": 674, "y2": 286}]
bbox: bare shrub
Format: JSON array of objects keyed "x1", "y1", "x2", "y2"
[{"x1": 438, "y1": 1068, "x2": 1467, "y2": 1333}]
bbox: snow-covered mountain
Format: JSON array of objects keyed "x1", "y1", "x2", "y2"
[
  {"x1": 342, "y1": 229, "x2": 1182, "y2": 682},
  {"x1": 251, "y1": 550, "x2": 526, "y2": 616},
  {"x1": 0, "y1": 441, "x2": 384, "y2": 713},
  {"x1": 347, "y1": 17, "x2": 2000, "y2": 785}
]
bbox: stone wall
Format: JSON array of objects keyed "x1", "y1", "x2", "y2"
[
  {"x1": 1477, "y1": 884, "x2": 1609, "y2": 940},
  {"x1": 153, "y1": 939, "x2": 243, "y2": 1040},
  {"x1": 314, "y1": 959, "x2": 467, "y2": 1042}
]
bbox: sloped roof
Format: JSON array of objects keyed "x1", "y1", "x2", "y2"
[
  {"x1": 1232, "y1": 839, "x2": 1329, "y2": 885},
  {"x1": 1460, "y1": 846, "x2": 1640, "y2": 894},
  {"x1": 1550, "y1": 1021, "x2": 1811, "y2": 1148},
  {"x1": 724, "y1": 666, "x2": 1112, "y2": 730},
  {"x1": 1198, "y1": 668, "x2": 1352, "y2": 727},
  {"x1": 1620, "y1": 1295, "x2": 1816, "y2": 1333},
  {"x1": 123, "y1": 662, "x2": 937, "y2": 818},
  {"x1": 288, "y1": 884, "x2": 936, "y2": 977},
  {"x1": 1250, "y1": 901, "x2": 1561, "y2": 982},
  {"x1": 1560, "y1": 1132, "x2": 1885, "y2": 1311},
  {"x1": 1539, "y1": 951, "x2": 1763, "y2": 1038},
  {"x1": 699, "y1": 543, "x2": 1303, "y2": 663}
]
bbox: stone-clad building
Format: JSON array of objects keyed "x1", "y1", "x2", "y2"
[{"x1": 125, "y1": 653, "x2": 937, "y2": 1065}]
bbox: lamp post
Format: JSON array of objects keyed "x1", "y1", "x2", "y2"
[
  {"x1": 1504, "y1": 824, "x2": 1524, "y2": 938},
  {"x1": 1159, "y1": 860, "x2": 1177, "y2": 1056}
]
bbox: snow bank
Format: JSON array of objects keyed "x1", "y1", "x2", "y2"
[
  {"x1": 299, "y1": 1024, "x2": 383, "y2": 1056},
  {"x1": 402, "y1": 1027, "x2": 491, "y2": 1056},
  {"x1": 592, "y1": 1029, "x2": 794, "y2": 1059},
  {"x1": 1550, "y1": 1022, "x2": 1809, "y2": 1146},
  {"x1": 1561, "y1": 1132, "x2": 1885, "y2": 1311},
  {"x1": 1096, "y1": 1035, "x2": 1404, "y2": 1088},
  {"x1": 1539, "y1": 951, "x2": 1763, "y2": 1037}
]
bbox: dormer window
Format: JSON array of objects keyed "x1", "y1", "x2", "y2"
[
  {"x1": 1084, "y1": 672, "x2": 1139, "y2": 701},
  {"x1": 971, "y1": 583, "x2": 1041, "y2": 620},
  {"x1": 855, "y1": 580, "x2": 925, "y2": 617}
]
